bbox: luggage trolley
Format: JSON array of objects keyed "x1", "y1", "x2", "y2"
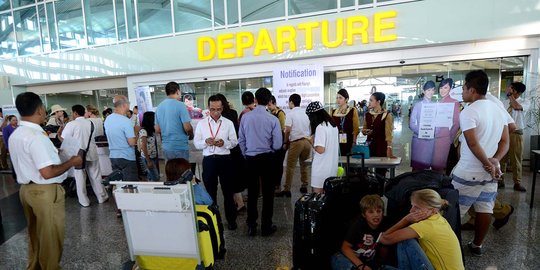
[{"x1": 112, "y1": 181, "x2": 210, "y2": 270}]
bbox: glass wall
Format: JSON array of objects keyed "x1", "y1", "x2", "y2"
[
  {"x1": 42, "y1": 56, "x2": 526, "y2": 121},
  {"x1": 330, "y1": 56, "x2": 527, "y2": 112},
  {"x1": 43, "y1": 88, "x2": 126, "y2": 116},
  {"x1": 146, "y1": 77, "x2": 272, "y2": 117},
  {"x1": 0, "y1": 0, "x2": 419, "y2": 59}
]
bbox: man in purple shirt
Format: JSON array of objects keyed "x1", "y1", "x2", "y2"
[{"x1": 238, "y1": 87, "x2": 282, "y2": 237}]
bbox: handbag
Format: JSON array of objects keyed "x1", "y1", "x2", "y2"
[
  {"x1": 75, "y1": 121, "x2": 94, "y2": 170},
  {"x1": 352, "y1": 143, "x2": 370, "y2": 159}
]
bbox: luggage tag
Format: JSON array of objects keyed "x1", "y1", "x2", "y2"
[{"x1": 339, "y1": 133, "x2": 347, "y2": 143}]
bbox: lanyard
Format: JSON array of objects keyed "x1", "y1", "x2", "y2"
[{"x1": 208, "y1": 118, "x2": 222, "y2": 138}]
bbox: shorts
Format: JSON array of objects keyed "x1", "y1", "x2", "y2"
[{"x1": 452, "y1": 174, "x2": 497, "y2": 216}]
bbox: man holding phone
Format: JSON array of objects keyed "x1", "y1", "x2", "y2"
[
  {"x1": 501, "y1": 82, "x2": 528, "y2": 192},
  {"x1": 194, "y1": 95, "x2": 238, "y2": 230}
]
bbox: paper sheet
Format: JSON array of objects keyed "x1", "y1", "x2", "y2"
[
  {"x1": 59, "y1": 136, "x2": 80, "y2": 162},
  {"x1": 418, "y1": 103, "x2": 436, "y2": 139},
  {"x1": 434, "y1": 103, "x2": 455, "y2": 128}
]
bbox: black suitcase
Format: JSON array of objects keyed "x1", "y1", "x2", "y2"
[
  {"x1": 384, "y1": 170, "x2": 461, "y2": 242},
  {"x1": 292, "y1": 193, "x2": 327, "y2": 270},
  {"x1": 293, "y1": 153, "x2": 382, "y2": 270}
]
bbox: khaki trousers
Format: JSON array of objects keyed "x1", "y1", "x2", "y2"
[
  {"x1": 20, "y1": 183, "x2": 65, "y2": 270},
  {"x1": 283, "y1": 139, "x2": 311, "y2": 191},
  {"x1": 501, "y1": 132, "x2": 523, "y2": 184}
]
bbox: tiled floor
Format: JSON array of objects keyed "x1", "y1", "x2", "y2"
[{"x1": 1, "y1": 118, "x2": 540, "y2": 269}]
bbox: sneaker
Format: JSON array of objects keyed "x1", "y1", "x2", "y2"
[
  {"x1": 299, "y1": 187, "x2": 308, "y2": 193},
  {"x1": 467, "y1": 242, "x2": 483, "y2": 257},
  {"x1": 513, "y1": 184, "x2": 527, "y2": 192},
  {"x1": 493, "y1": 205, "x2": 514, "y2": 230}
]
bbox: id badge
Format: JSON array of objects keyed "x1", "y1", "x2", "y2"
[{"x1": 339, "y1": 133, "x2": 347, "y2": 143}]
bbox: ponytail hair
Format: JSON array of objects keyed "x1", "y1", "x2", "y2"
[{"x1": 411, "y1": 189, "x2": 449, "y2": 214}]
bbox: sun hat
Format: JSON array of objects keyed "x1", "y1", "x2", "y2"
[
  {"x1": 50, "y1": 104, "x2": 67, "y2": 115},
  {"x1": 305, "y1": 101, "x2": 324, "y2": 115}
]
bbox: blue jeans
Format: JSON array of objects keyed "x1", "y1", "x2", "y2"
[
  {"x1": 163, "y1": 149, "x2": 189, "y2": 161},
  {"x1": 382, "y1": 239, "x2": 434, "y2": 270},
  {"x1": 141, "y1": 157, "x2": 160, "y2": 181},
  {"x1": 331, "y1": 252, "x2": 355, "y2": 270}
]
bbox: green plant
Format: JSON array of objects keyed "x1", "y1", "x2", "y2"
[{"x1": 526, "y1": 95, "x2": 540, "y2": 135}]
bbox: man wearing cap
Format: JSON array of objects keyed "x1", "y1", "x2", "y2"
[{"x1": 10, "y1": 92, "x2": 82, "y2": 270}]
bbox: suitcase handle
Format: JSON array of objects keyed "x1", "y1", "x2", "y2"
[{"x1": 346, "y1": 152, "x2": 365, "y2": 175}]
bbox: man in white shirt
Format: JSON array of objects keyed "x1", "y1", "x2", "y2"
[
  {"x1": 462, "y1": 92, "x2": 516, "y2": 231},
  {"x1": 10, "y1": 92, "x2": 82, "y2": 270},
  {"x1": 501, "y1": 82, "x2": 528, "y2": 191},
  {"x1": 451, "y1": 70, "x2": 509, "y2": 256},
  {"x1": 194, "y1": 95, "x2": 238, "y2": 230},
  {"x1": 59, "y1": 104, "x2": 109, "y2": 207},
  {"x1": 277, "y1": 94, "x2": 312, "y2": 197}
]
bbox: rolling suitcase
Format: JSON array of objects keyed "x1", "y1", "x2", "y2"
[
  {"x1": 292, "y1": 193, "x2": 327, "y2": 270},
  {"x1": 319, "y1": 153, "x2": 381, "y2": 268},
  {"x1": 293, "y1": 153, "x2": 381, "y2": 270},
  {"x1": 195, "y1": 204, "x2": 226, "y2": 260}
]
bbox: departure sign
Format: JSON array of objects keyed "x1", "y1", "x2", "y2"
[{"x1": 197, "y1": 10, "x2": 397, "y2": 61}]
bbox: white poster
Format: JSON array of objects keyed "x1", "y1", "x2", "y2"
[
  {"x1": 272, "y1": 64, "x2": 324, "y2": 112},
  {"x1": 135, "y1": 86, "x2": 153, "y2": 122},
  {"x1": 449, "y1": 86, "x2": 463, "y2": 102},
  {"x1": 418, "y1": 103, "x2": 436, "y2": 139},
  {"x1": 434, "y1": 103, "x2": 455, "y2": 128},
  {"x1": 2, "y1": 105, "x2": 19, "y2": 120}
]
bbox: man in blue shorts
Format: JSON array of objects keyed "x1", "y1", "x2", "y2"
[{"x1": 451, "y1": 70, "x2": 509, "y2": 256}]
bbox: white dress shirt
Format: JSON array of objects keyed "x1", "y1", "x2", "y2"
[
  {"x1": 285, "y1": 107, "x2": 311, "y2": 141},
  {"x1": 62, "y1": 117, "x2": 98, "y2": 161},
  {"x1": 194, "y1": 116, "x2": 238, "y2": 156},
  {"x1": 9, "y1": 120, "x2": 67, "y2": 184}
]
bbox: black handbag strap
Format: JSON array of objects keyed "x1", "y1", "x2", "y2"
[{"x1": 85, "y1": 121, "x2": 94, "y2": 152}]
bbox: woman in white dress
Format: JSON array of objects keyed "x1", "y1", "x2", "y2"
[{"x1": 305, "y1": 101, "x2": 339, "y2": 193}]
